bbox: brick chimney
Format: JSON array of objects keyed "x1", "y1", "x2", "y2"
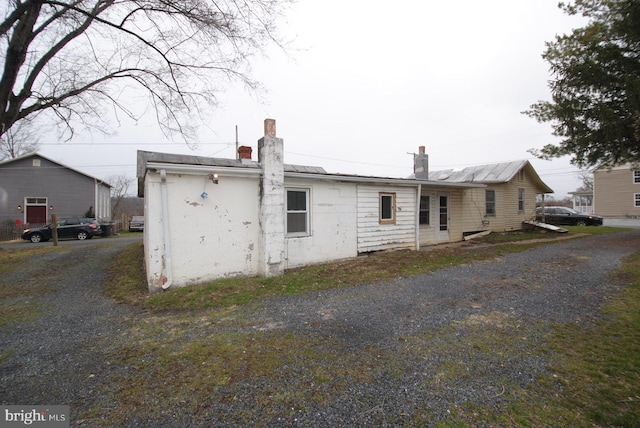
[
  {"x1": 414, "y1": 146, "x2": 429, "y2": 179},
  {"x1": 238, "y1": 145, "x2": 252, "y2": 160}
]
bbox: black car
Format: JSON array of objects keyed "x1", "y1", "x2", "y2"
[
  {"x1": 535, "y1": 206, "x2": 603, "y2": 226},
  {"x1": 128, "y1": 215, "x2": 144, "y2": 232},
  {"x1": 21, "y1": 217, "x2": 102, "y2": 243}
]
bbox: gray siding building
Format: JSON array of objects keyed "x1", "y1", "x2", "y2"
[{"x1": 0, "y1": 153, "x2": 111, "y2": 226}]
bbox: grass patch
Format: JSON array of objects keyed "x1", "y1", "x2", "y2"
[
  {"x1": 103, "y1": 242, "x2": 149, "y2": 305},
  {"x1": 446, "y1": 248, "x2": 640, "y2": 427},
  {"x1": 85, "y1": 326, "x2": 397, "y2": 425},
  {"x1": 111, "y1": 244, "x2": 543, "y2": 311},
  {"x1": 0, "y1": 246, "x2": 59, "y2": 277},
  {"x1": 0, "y1": 246, "x2": 62, "y2": 326},
  {"x1": 105, "y1": 227, "x2": 628, "y2": 311}
]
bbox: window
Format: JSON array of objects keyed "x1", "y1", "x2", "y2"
[
  {"x1": 634, "y1": 170, "x2": 640, "y2": 184},
  {"x1": 286, "y1": 189, "x2": 309, "y2": 235},
  {"x1": 485, "y1": 190, "x2": 496, "y2": 216},
  {"x1": 419, "y1": 195, "x2": 430, "y2": 225},
  {"x1": 518, "y1": 188, "x2": 525, "y2": 212},
  {"x1": 26, "y1": 197, "x2": 47, "y2": 205},
  {"x1": 379, "y1": 192, "x2": 396, "y2": 224},
  {"x1": 635, "y1": 193, "x2": 640, "y2": 207},
  {"x1": 518, "y1": 169, "x2": 525, "y2": 181}
]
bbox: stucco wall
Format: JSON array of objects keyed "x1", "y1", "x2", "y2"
[
  {"x1": 284, "y1": 178, "x2": 358, "y2": 268},
  {"x1": 144, "y1": 169, "x2": 261, "y2": 292}
]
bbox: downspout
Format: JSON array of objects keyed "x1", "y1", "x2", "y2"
[
  {"x1": 160, "y1": 169, "x2": 173, "y2": 290},
  {"x1": 415, "y1": 184, "x2": 421, "y2": 250}
]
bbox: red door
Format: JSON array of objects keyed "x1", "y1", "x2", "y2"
[{"x1": 27, "y1": 206, "x2": 47, "y2": 224}]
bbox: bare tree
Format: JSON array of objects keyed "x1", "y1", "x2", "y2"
[
  {"x1": 108, "y1": 173, "x2": 134, "y2": 219},
  {"x1": 0, "y1": 0, "x2": 291, "y2": 144},
  {"x1": 576, "y1": 169, "x2": 594, "y2": 192},
  {"x1": 0, "y1": 117, "x2": 39, "y2": 160}
]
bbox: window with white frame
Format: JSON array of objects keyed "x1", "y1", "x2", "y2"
[
  {"x1": 634, "y1": 170, "x2": 640, "y2": 184},
  {"x1": 485, "y1": 190, "x2": 496, "y2": 216},
  {"x1": 635, "y1": 193, "x2": 640, "y2": 207},
  {"x1": 419, "y1": 195, "x2": 430, "y2": 225},
  {"x1": 286, "y1": 189, "x2": 309, "y2": 235},
  {"x1": 379, "y1": 192, "x2": 396, "y2": 224},
  {"x1": 518, "y1": 188, "x2": 525, "y2": 212}
]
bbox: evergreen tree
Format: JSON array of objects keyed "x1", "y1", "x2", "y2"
[{"x1": 525, "y1": 0, "x2": 640, "y2": 167}]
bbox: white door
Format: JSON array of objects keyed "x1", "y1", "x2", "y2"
[{"x1": 437, "y1": 193, "x2": 450, "y2": 242}]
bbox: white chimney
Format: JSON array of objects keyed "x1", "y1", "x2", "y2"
[{"x1": 414, "y1": 146, "x2": 429, "y2": 179}]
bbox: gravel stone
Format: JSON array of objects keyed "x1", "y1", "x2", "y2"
[{"x1": 1, "y1": 231, "x2": 639, "y2": 426}]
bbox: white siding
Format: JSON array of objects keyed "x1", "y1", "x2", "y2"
[{"x1": 357, "y1": 185, "x2": 417, "y2": 253}]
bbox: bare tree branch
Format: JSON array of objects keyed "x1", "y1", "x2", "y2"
[{"x1": 0, "y1": 0, "x2": 292, "y2": 143}]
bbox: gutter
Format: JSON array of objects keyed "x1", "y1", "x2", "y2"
[{"x1": 160, "y1": 169, "x2": 173, "y2": 290}]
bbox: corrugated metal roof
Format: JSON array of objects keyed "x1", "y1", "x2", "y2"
[
  {"x1": 429, "y1": 160, "x2": 553, "y2": 193},
  {"x1": 429, "y1": 160, "x2": 528, "y2": 183}
]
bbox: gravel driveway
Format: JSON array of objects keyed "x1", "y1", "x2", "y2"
[{"x1": 1, "y1": 231, "x2": 639, "y2": 426}]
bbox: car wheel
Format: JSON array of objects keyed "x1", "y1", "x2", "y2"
[
  {"x1": 77, "y1": 231, "x2": 89, "y2": 240},
  {"x1": 575, "y1": 220, "x2": 587, "y2": 226},
  {"x1": 30, "y1": 233, "x2": 43, "y2": 243}
]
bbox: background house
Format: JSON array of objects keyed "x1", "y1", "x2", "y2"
[
  {"x1": 593, "y1": 164, "x2": 640, "y2": 217},
  {"x1": 0, "y1": 153, "x2": 111, "y2": 227},
  {"x1": 427, "y1": 161, "x2": 554, "y2": 233},
  {"x1": 569, "y1": 190, "x2": 594, "y2": 214}
]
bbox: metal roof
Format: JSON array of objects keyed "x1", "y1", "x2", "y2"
[
  {"x1": 430, "y1": 160, "x2": 528, "y2": 183},
  {"x1": 429, "y1": 160, "x2": 553, "y2": 193},
  {"x1": 137, "y1": 150, "x2": 486, "y2": 197},
  {"x1": 136, "y1": 150, "x2": 326, "y2": 176}
]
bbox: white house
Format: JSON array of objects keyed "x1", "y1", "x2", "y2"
[{"x1": 137, "y1": 119, "x2": 492, "y2": 293}]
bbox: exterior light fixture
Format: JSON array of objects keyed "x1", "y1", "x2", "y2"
[
  {"x1": 49, "y1": 205, "x2": 54, "y2": 210},
  {"x1": 17, "y1": 205, "x2": 22, "y2": 211},
  {"x1": 208, "y1": 173, "x2": 219, "y2": 184}
]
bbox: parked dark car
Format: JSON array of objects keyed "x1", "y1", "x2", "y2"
[
  {"x1": 128, "y1": 216, "x2": 144, "y2": 232},
  {"x1": 536, "y1": 206, "x2": 603, "y2": 226},
  {"x1": 21, "y1": 217, "x2": 102, "y2": 243}
]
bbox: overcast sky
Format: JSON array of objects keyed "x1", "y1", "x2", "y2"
[{"x1": 39, "y1": 0, "x2": 587, "y2": 197}]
